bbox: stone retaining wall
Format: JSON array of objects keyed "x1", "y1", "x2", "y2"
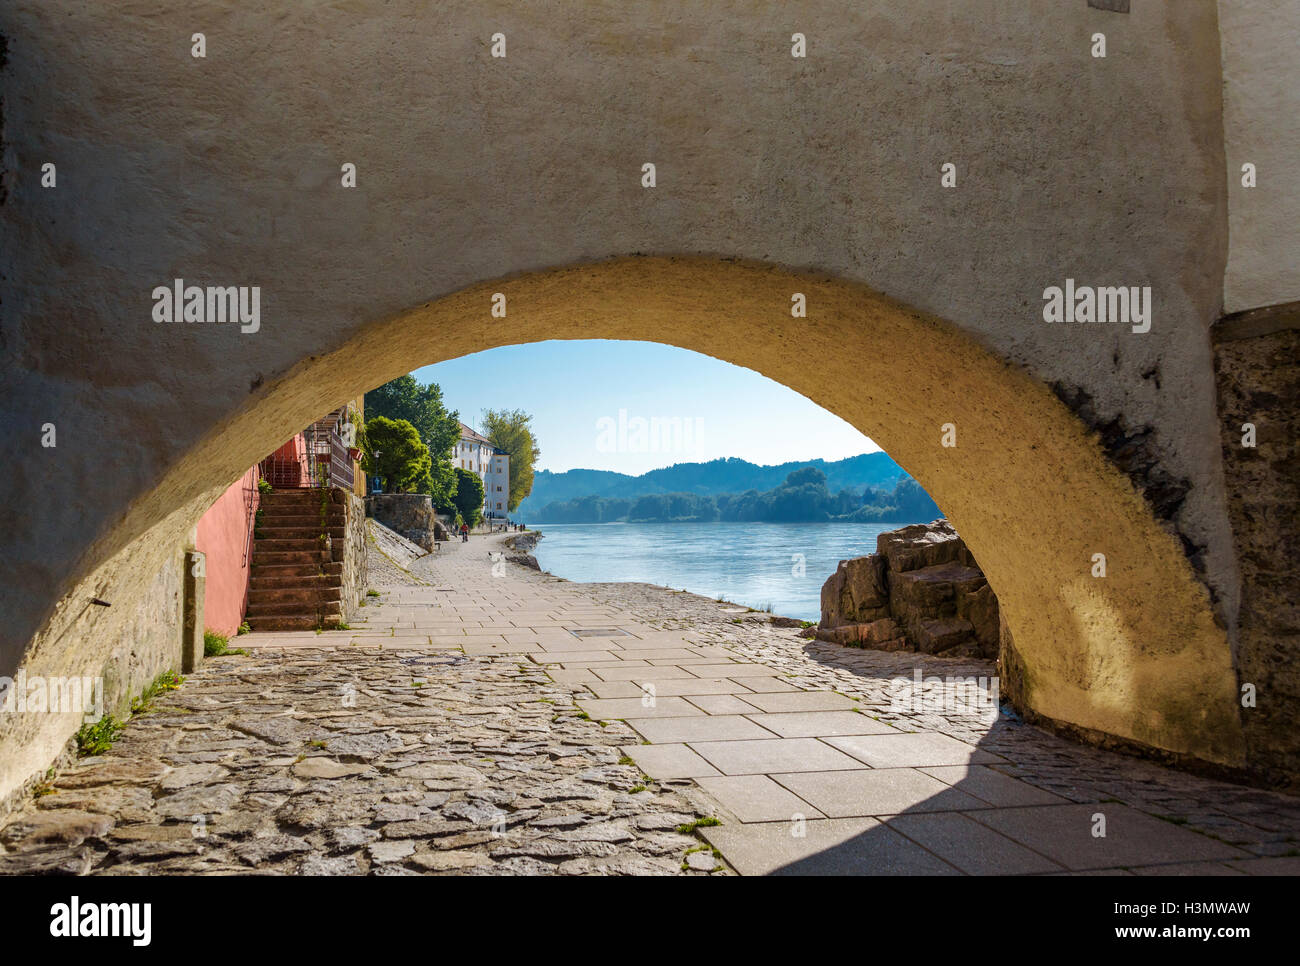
[
  {"x1": 1213, "y1": 305, "x2": 1300, "y2": 788},
  {"x1": 365, "y1": 494, "x2": 450, "y2": 552},
  {"x1": 339, "y1": 489, "x2": 369, "y2": 620}
]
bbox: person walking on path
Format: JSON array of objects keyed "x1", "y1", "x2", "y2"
[{"x1": 460, "y1": 523, "x2": 470, "y2": 542}]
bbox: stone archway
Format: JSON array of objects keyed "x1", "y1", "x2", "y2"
[{"x1": 2, "y1": 256, "x2": 1244, "y2": 804}]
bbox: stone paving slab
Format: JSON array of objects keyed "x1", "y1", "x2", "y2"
[
  {"x1": 884, "y1": 813, "x2": 1065, "y2": 875},
  {"x1": 684, "y1": 695, "x2": 765, "y2": 715},
  {"x1": 628, "y1": 715, "x2": 779, "y2": 744},
  {"x1": 578, "y1": 697, "x2": 705, "y2": 720},
  {"x1": 621, "y1": 744, "x2": 722, "y2": 779},
  {"x1": 695, "y1": 775, "x2": 826, "y2": 823},
  {"x1": 547, "y1": 668, "x2": 602, "y2": 684},
  {"x1": 690, "y1": 739, "x2": 866, "y2": 776},
  {"x1": 825, "y1": 732, "x2": 1004, "y2": 768},
  {"x1": 684, "y1": 663, "x2": 782, "y2": 678},
  {"x1": 590, "y1": 665, "x2": 703, "y2": 682},
  {"x1": 701, "y1": 818, "x2": 962, "y2": 875},
  {"x1": 530, "y1": 650, "x2": 623, "y2": 664},
  {"x1": 1128, "y1": 861, "x2": 1246, "y2": 876},
  {"x1": 966, "y1": 803, "x2": 1251, "y2": 870},
  {"x1": 617, "y1": 648, "x2": 716, "y2": 661},
  {"x1": 588, "y1": 679, "x2": 754, "y2": 699},
  {"x1": 534, "y1": 638, "x2": 628, "y2": 652},
  {"x1": 460, "y1": 641, "x2": 537, "y2": 655},
  {"x1": 726, "y1": 677, "x2": 799, "y2": 693},
  {"x1": 744, "y1": 711, "x2": 897, "y2": 738},
  {"x1": 774, "y1": 768, "x2": 988, "y2": 816},
  {"x1": 737, "y1": 691, "x2": 858, "y2": 713},
  {"x1": 919, "y1": 765, "x2": 1068, "y2": 807},
  {"x1": 1224, "y1": 857, "x2": 1300, "y2": 875}
]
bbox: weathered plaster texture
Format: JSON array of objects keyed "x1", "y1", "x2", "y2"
[{"x1": 1219, "y1": 0, "x2": 1300, "y2": 312}]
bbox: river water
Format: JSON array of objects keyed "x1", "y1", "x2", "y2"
[{"x1": 529, "y1": 521, "x2": 900, "y2": 623}]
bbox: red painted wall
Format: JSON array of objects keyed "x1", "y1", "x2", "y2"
[{"x1": 195, "y1": 466, "x2": 260, "y2": 636}]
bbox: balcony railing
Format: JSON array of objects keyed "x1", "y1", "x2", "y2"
[{"x1": 260, "y1": 411, "x2": 356, "y2": 491}]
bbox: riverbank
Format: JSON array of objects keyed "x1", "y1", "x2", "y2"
[
  {"x1": 525, "y1": 520, "x2": 903, "y2": 622},
  {"x1": 4, "y1": 532, "x2": 1293, "y2": 876}
]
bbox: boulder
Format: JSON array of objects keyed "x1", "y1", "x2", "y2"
[
  {"x1": 814, "y1": 618, "x2": 904, "y2": 648},
  {"x1": 877, "y1": 519, "x2": 966, "y2": 573},
  {"x1": 815, "y1": 519, "x2": 999, "y2": 659},
  {"x1": 915, "y1": 617, "x2": 977, "y2": 655},
  {"x1": 889, "y1": 561, "x2": 985, "y2": 638},
  {"x1": 820, "y1": 555, "x2": 890, "y2": 626},
  {"x1": 960, "y1": 582, "x2": 1000, "y2": 650}
]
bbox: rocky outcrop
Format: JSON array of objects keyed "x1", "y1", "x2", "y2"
[
  {"x1": 366, "y1": 494, "x2": 448, "y2": 551},
  {"x1": 507, "y1": 531, "x2": 543, "y2": 552},
  {"x1": 817, "y1": 519, "x2": 999, "y2": 659},
  {"x1": 504, "y1": 531, "x2": 543, "y2": 570}
]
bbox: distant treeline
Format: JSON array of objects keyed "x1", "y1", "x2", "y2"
[
  {"x1": 514, "y1": 452, "x2": 905, "y2": 520},
  {"x1": 531, "y1": 468, "x2": 940, "y2": 524}
]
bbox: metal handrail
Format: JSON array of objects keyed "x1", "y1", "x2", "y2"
[{"x1": 260, "y1": 410, "x2": 355, "y2": 490}]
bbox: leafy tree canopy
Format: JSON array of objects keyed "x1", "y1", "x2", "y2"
[
  {"x1": 481, "y1": 408, "x2": 540, "y2": 513},
  {"x1": 359, "y1": 417, "x2": 431, "y2": 494},
  {"x1": 365, "y1": 375, "x2": 460, "y2": 504},
  {"x1": 534, "y1": 474, "x2": 940, "y2": 525},
  {"x1": 451, "y1": 466, "x2": 485, "y2": 528}
]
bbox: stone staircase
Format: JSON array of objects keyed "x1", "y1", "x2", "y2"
[{"x1": 246, "y1": 489, "x2": 348, "y2": 631}]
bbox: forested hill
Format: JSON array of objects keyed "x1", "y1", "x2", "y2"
[{"x1": 514, "y1": 453, "x2": 904, "y2": 520}]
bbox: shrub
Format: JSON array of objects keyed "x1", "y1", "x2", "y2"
[
  {"x1": 204, "y1": 630, "x2": 247, "y2": 658},
  {"x1": 75, "y1": 716, "x2": 124, "y2": 757},
  {"x1": 131, "y1": 669, "x2": 183, "y2": 714}
]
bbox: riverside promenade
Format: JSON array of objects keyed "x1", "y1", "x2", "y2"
[{"x1": 2, "y1": 533, "x2": 1298, "y2": 875}]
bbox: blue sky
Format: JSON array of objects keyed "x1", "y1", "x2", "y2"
[{"x1": 411, "y1": 340, "x2": 879, "y2": 475}]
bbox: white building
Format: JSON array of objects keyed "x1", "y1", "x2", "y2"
[{"x1": 455, "y1": 422, "x2": 510, "y2": 523}]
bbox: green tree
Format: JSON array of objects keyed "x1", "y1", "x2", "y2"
[
  {"x1": 365, "y1": 375, "x2": 460, "y2": 504},
  {"x1": 451, "y1": 467, "x2": 484, "y2": 528},
  {"x1": 360, "y1": 417, "x2": 432, "y2": 493},
  {"x1": 481, "y1": 408, "x2": 540, "y2": 512}
]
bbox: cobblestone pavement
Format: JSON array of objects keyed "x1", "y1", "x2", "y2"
[{"x1": 2, "y1": 533, "x2": 1298, "y2": 876}]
